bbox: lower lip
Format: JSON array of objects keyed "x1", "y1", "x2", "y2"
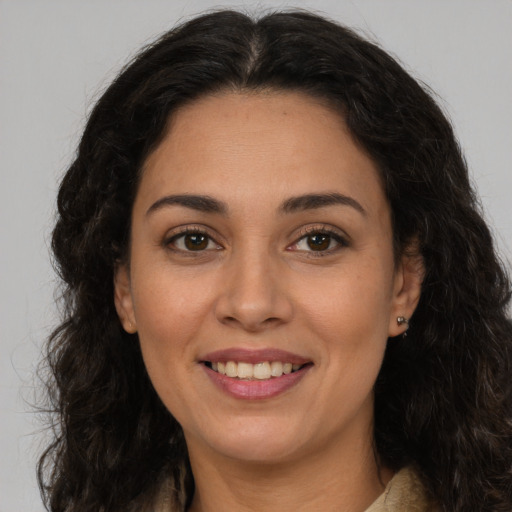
[{"x1": 203, "y1": 365, "x2": 312, "y2": 400}]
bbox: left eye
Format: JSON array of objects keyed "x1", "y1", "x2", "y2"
[
  {"x1": 168, "y1": 232, "x2": 220, "y2": 251},
  {"x1": 293, "y1": 232, "x2": 344, "y2": 252}
]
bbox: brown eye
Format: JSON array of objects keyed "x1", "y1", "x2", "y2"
[
  {"x1": 306, "y1": 234, "x2": 331, "y2": 251},
  {"x1": 290, "y1": 229, "x2": 347, "y2": 255},
  {"x1": 168, "y1": 231, "x2": 220, "y2": 252},
  {"x1": 184, "y1": 233, "x2": 209, "y2": 250}
]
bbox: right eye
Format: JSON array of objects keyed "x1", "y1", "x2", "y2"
[{"x1": 166, "y1": 230, "x2": 221, "y2": 252}]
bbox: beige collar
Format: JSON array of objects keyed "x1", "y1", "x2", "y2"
[
  {"x1": 364, "y1": 467, "x2": 435, "y2": 512},
  {"x1": 156, "y1": 466, "x2": 435, "y2": 512}
]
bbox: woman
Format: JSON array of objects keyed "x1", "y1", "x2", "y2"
[{"x1": 38, "y1": 9, "x2": 512, "y2": 512}]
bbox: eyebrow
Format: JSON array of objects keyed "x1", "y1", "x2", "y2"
[
  {"x1": 146, "y1": 194, "x2": 228, "y2": 216},
  {"x1": 146, "y1": 192, "x2": 366, "y2": 217},
  {"x1": 279, "y1": 192, "x2": 366, "y2": 216}
]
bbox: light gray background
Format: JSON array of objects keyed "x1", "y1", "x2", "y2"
[{"x1": 1, "y1": 0, "x2": 511, "y2": 510}]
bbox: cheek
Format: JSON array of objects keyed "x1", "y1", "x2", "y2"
[
  {"x1": 285, "y1": 266, "x2": 392, "y2": 442},
  {"x1": 130, "y1": 267, "x2": 216, "y2": 367},
  {"x1": 298, "y1": 260, "x2": 395, "y2": 339},
  {"x1": 129, "y1": 269, "x2": 217, "y2": 419},
  {"x1": 296, "y1": 258, "x2": 395, "y2": 387}
]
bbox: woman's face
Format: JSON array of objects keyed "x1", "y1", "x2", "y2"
[{"x1": 115, "y1": 91, "x2": 421, "y2": 465}]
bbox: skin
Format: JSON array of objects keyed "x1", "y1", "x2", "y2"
[{"x1": 115, "y1": 91, "x2": 423, "y2": 511}]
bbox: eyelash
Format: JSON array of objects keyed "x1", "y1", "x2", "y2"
[
  {"x1": 164, "y1": 226, "x2": 221, "y2": 255},
  {"x1": 289, "y1": 225, "x2": 348, "y2": 258},
  {"x1": 163, "y1": 225, "x2": 348, "y2": 257}
]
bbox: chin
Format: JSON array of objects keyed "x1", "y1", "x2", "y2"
[{"x1": 187, "y1": 417, "x2": 310, "y2": 464}]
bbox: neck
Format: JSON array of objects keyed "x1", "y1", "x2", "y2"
[{"x1": 186, "y1": 430, "x2": 392, "y2": 512}]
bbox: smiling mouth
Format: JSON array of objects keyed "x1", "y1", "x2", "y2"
[{"x1": 203, "y1": 361, "x2": 311, "y2": 380}]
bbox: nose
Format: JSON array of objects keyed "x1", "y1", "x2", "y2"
[{"x1": 214, "y1": 247, "x2": 294, "y2": 332}]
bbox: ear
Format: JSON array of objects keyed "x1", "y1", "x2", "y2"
[
  {"x1": 114, "y1": 263, "x2": 137, "y2": 334},
  {"x1": 388, "y1": 242, "x2": 424, "y2": 337}
]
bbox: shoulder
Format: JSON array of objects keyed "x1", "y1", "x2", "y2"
[{"x1": 364, "y1": 467, "x2": 438, "y2": 512}]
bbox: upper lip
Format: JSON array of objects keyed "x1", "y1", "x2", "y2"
[{"x1": 199, "y1": 348, "x2": 311, "y2": 365}]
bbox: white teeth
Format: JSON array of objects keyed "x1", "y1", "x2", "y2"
[
  {"x1": 253, "y1": 362, "x2": 271, "y2": 380},
  {"x1": 270, "y1": 361, "x2": 283, "y2": 377},
  {"x1": 225, "y1": 361, "x2": 237, "y2": 378},
  {"x1": 237, "y1": 362, "x2": 254, "y2": 379},
  {"x1": 208, "y1": 360, "x2": 305, "y2": 379}
]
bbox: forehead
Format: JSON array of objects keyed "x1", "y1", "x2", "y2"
[{"x1": 138, "y1": 91, "x2": 387, "y2": 217}]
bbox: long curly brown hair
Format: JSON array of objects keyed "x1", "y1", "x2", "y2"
[{"x1": 38, "y1": 10, "x2": 512, "y2": 511}]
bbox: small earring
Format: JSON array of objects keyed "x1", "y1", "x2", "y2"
[
  {"x1": 397, "y1": 316, "x2": 409, "y2": 326},
  {"x1": 397, "y1": 316, "x2": 409, "y2": 337}
]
